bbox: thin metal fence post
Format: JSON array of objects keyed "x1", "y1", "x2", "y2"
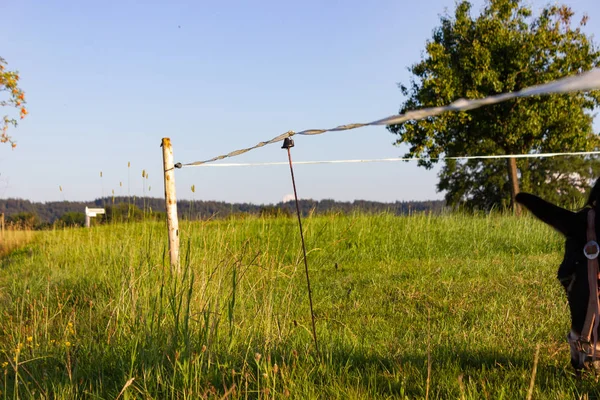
[{"x1": 282, "y1": 137, "x2": 320, "y2": 357}]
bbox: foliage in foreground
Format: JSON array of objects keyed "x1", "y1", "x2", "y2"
[
  {"x1": 0, "y1": 56, "x2": 27, "y2": 147},
  {"x1": 0, "y1": 213, "x2": 597, "y2": 398}
]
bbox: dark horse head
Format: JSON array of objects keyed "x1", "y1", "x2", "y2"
[{"x1": 517, "y1": 182, "x2": 600, "y2": 371}]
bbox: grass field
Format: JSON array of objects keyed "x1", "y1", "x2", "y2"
[
  {"x1": 0, "y1": 230, "x2": 35, "y2": 258},
  {"x1": 0, "y1": 212, "x2": 597, "y2": 398}
]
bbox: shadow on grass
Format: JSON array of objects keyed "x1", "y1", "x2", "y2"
[
  {"x1": 3, "y1": 336, "x2": 600, "y2": 398},
  {"x1": 318, "y1": 344, "x2": 593, "y2": 398}
]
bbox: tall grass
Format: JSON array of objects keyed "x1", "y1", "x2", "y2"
[
  {"x1": 0, "y1": 212, "x2": 596, "y2": 398},
  {"x1": 0, "y1": 230, "x2": 35, "y2": 258}
]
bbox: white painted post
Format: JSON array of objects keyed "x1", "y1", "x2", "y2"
[
  {"x1": 161, "y1": 138, "x2": 180, "y2": 272},
  {"x1": 85, "y1": 207, "x2": 105, "y2": 228}
]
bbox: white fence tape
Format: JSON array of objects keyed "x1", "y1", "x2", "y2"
[{"x1": 188, "y1": 151, "x2": 600, "y2": 168}]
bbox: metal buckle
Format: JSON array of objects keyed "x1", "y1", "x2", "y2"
[
  {"x1": 584, "y1": 240, "x2": 600, "y2": 260},
  {"x1": 578, "y1": 339, "x2": 594, "y2": 354}
]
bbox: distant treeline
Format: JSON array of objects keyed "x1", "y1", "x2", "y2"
[{"x1": 0, "y1": 196, "x2": 446, "y2": 227}]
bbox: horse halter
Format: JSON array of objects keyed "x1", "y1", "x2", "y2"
[{"x1": 568, "y1": 208, "x2": 600, "y2": 369}]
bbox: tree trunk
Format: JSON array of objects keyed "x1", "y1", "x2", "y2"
[{"x1": 506, "y1": 157, "x2": 521, "y2": 216}]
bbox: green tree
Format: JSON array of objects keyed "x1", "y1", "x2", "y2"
[
  {"x1": 59, "y1": 212, "x2": 86, "y2": 227},
  {"x1": 103, "y1": 203, "x2": 145, "y2": 223},
  {"x1": 7, "y1": 212, "x2": 39, "y2": 229},
  {"x1": 259, "y1": 205, "x2": 292, "y2": 218},
  {"x1": 1, "y1": 57, "x2": 27, "y2": 147},
  {"x1": 388, "y1": 0, "x2": 600, "y2": 212}
]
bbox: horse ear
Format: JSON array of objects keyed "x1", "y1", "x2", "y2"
[{"x1": 516, "y1": 192, "x2": 577, "y2": 237}]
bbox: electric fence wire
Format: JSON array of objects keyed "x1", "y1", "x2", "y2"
[{"x1": 178, "y1": 68, "x2": 600, "y2": 168}]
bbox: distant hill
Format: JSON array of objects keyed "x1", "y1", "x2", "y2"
[{"x1": 0, "y1": 196, "x2": 446, "y2": 223}]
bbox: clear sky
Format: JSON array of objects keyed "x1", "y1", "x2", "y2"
[{"x1": 1, "y1": 0, "x2": 599, "y2": 204}]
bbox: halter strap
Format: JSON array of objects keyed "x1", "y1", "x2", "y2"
[{"x1": 581, "y1": 209, "x2": 600, "y2": 358}]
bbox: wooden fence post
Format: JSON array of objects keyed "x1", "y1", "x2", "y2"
[
  {"x1": 0, "y1": 213, "x2": 4, "y2": 235},
  {"x1": 161, "y1": 138, "x2": 180, "y2": 272}
]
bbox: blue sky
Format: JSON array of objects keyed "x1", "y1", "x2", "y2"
[{"x1": 1, "y1": 0, "x2": 599, "y2": 204}]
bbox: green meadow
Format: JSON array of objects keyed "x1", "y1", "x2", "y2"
[
  {"x1": 0, "y1": 231, "x2": 35, "y2": 258},
  {"x1": 0, "y1": 212, "x2": 597, "y2": 399}
]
